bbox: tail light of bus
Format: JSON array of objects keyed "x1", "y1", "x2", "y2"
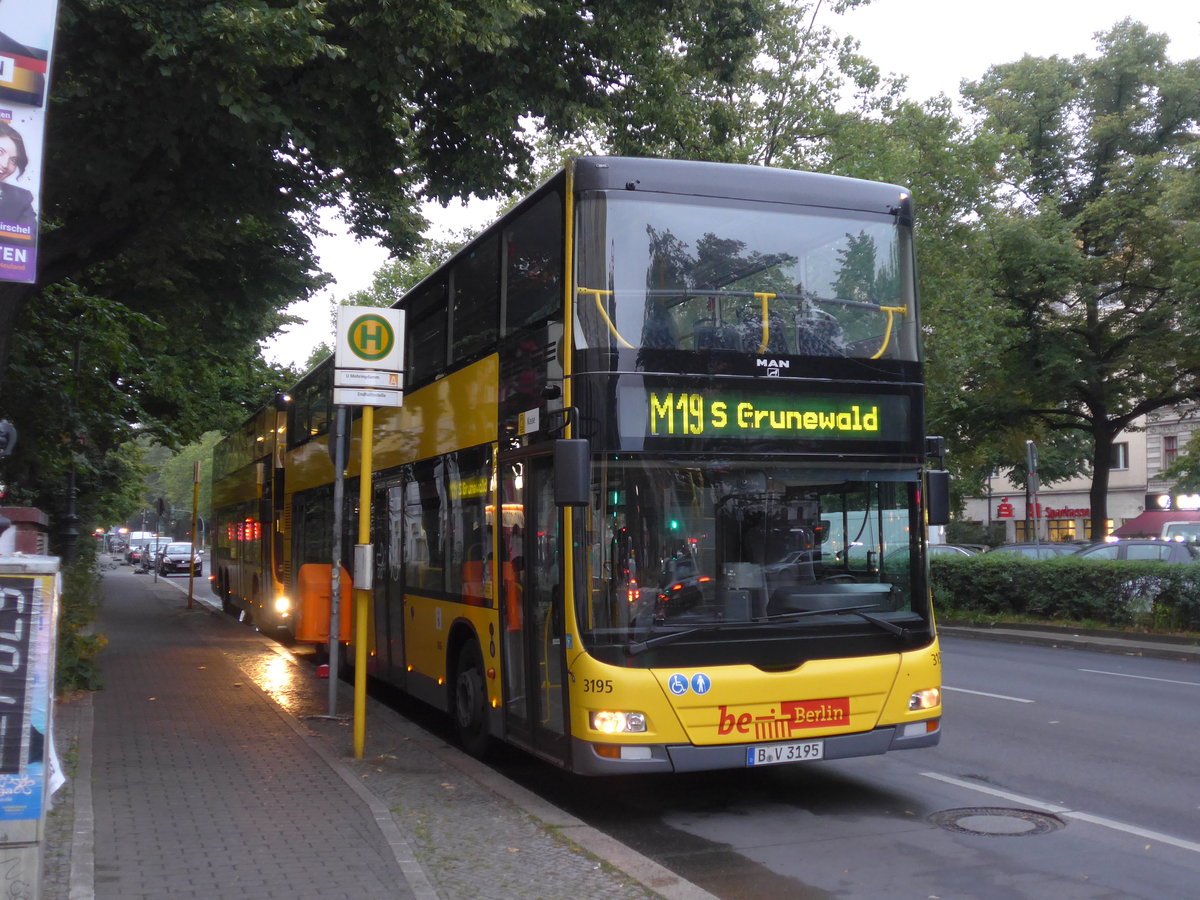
[
  {"x1": 590, "y1": 711, "x2": 647, "y2": 734},
  {"x1": 908, "y1": 688, "x2": 940, "y2": 711}
]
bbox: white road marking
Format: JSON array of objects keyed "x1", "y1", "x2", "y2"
[
  {"x1": 922, "y1": 772, "x2": 1200, "y2": 855},
  {"x1": 943, "y1": 686, "x2": 1034, "y2": 703},
  {"x1": 1078, "y1": 668, "x2": 1200, "y2": 688}
]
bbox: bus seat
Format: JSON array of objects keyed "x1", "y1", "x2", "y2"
[
  {"x1": 796, "y1": 307, "x2": 847, "y2": 356},
  {"x1": 737, "y1": 311, "x2": 789, "y2": 355},
  {"x1": 641, "y1": 302, "x2": 678, "y2": 349},
  {"x1": 694, "y1": 322, "x2": 740, "y2": 350},
  {"x1": 461, "y1": 559, "x2": 486, "y2": 606}
]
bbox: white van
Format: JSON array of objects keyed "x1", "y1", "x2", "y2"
[{"x1": 1162, "y1": 521, "x2": 1200, "y2": 542}]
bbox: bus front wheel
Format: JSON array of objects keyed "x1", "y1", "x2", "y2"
[{"x1": 452, "y1": 640, "x2": 490, "y2": 758}]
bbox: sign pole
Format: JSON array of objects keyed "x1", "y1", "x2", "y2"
[
  {"x1": 353, "y1": 405, "x2": 374, "y2": 759},
  {"x1": 332, "y1": 305, "x2": 403, "y2": 757},
  {"x1": 188, "y1": 462, "x2": 200, "y2": 608}
]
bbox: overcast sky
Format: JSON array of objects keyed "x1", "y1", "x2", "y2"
[
  {"x1": 261, "y1": 0, "x2": 1200, "y2": 370},
  {"x1": 838, "y1": 0, "x2": 1198, "y2": 101}
]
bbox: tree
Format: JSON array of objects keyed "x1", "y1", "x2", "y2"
[
  {"x1": 0, "y1": 0, "x2": 772, "y2": 549},
  {"x1": 960, "y1": 21, "x2": 1200, "y2": 535},
  {"x1": 0, "y1": 282, "x2": 294, "y2": 543},
  {"x1": 144, "y1": 432, "x2": 221, "y2": 541},
  {"x1": 1, "y1": 0, "x2": 770, "y2": 379}
]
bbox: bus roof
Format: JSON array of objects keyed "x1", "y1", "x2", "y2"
[{"x1": 571, "y1": 157, "x2": 912, "y2": 221}]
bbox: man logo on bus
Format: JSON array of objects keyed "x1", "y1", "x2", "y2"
[{"x1": 349, "y1": 314, "x2": 395, "y2": 362}]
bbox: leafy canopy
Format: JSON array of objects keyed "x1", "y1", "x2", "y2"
[
  {"x1": 956, "y1": 20, "x2": 1200, "y2": 529},
  {"x1": 0, "y1": 0, "x2": 772, "y2": 550}
]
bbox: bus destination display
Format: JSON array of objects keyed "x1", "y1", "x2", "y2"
[{"x1": 620, "y1": 386, "x2": 911, "y2": 444}]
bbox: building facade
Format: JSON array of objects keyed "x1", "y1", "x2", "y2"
[{"x1": 960, "y1": 404, "x2": 1200, "y2": 543}]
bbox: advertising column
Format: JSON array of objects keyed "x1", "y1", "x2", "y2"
[
  {"x1": 0, "y1": 555, "x2": 62, "y2": 897},
  {"x1": 0, "y1": 1, "x2": 60, "y2": 284}
]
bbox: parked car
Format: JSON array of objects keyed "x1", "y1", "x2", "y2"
[
  {"x1": 988, "y1": 542, "x2": 1073, "y2": 559},
  {"x1": 1072, "y1": 540, "x2": 1200, "y2": 564},
  {"x1": 764, "y1": 549, "x2": 819, "y2": 576},
  {"x1": 155, "y1": 542, "x2": 203, "y2": 576},
  {"x1": 137, "y1": 537, "x2": 172, "y2": 572},
  {"x1": 928, "y1": 543, "x2": 981, "y2": 558},
  {"x1": 125, "y1": 536, "x2": 161, "y2": 566}
]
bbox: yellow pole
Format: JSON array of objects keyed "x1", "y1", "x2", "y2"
[
  {"x1": 353, "y1": 405, "x2": 374, "y2": 759},
  {"x1": 188, "y1": 461, "x2": 200, "y2": 609}
]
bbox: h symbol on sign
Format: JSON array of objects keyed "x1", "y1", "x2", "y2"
[{"x1": 359, "y1": 322, "x2": 385, "y2": 351}]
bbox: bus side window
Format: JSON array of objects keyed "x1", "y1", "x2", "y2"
[
  {"x1": 452, "y1": 232, "x2": 500, "y2": 364},
  {"x1": 406, "y1": 279, "x2": 449, "y2": 387},
  {"x1": 504, "y1": 191, "x2": 563, "y2": 335}
]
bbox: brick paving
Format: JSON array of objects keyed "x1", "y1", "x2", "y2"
[{"x1": 88, "y1": 572, "x2": 412, "y2": 900}]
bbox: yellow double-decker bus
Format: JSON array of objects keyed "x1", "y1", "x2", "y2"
[
  {"x1": 211, "y1": 402, "x2": 289, "y2": 622},
  {"x1": 214, "y1": 157, "x2": 948, "y2": 774}
]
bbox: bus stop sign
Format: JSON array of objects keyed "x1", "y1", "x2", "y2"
[{"x1": 335, "y1": 306, "x2": 404, "y2": 372}]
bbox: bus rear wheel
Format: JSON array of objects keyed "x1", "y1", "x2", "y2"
[
  {"x1": 220, "y1": 574, "x2": 236, "y2": 616},
  {"x1": 452, "y1": 640, "x2": 490, "y2": 758}
]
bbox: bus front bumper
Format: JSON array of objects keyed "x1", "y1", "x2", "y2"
[{"x1": 571, "y1": 718, "x2": 940, "y2": 775}]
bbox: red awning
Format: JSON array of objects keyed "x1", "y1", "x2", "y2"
[{"x1": 1111, "y1": 510, "x2": 1200, "y2": 538}]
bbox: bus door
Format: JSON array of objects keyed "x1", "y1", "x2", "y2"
[
  {"x1": 373, "y1": 480, "x2": 406, "y2": 679},
  {"x1": 500, "y1": 454, "x2": 569, "y2": 763}
]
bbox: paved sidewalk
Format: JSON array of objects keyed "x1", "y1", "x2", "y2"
[{"x1": 44, "y1": 567, "x2": 709, "y2": 900}]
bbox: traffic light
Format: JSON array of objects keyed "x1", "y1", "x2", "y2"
[{"x1": 0, "y1": 420, "x2": 15, "y2": 458}]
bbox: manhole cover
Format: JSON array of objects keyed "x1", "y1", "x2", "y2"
[{"x1": 928, "y1": 807, "x2": 1066, "y2": 837}]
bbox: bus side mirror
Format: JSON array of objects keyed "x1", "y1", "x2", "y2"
[
  {"x1": 554, "y1": 439, "x2": 590, "y2": 507},
  {"x1": 926, "y1": 470, "x2": 950, "y2": 526}
]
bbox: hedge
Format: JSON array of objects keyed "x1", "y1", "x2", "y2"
[{"x1": 929, "y1": 554, "x2": 1200, "y2": 632}]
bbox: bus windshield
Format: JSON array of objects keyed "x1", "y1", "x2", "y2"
[
  {"x1": 574, "y1": 192, "x2": 917, "y2": 361},
  {"x1": 581, "y1": 460, "x2": 926, "y2": 659}
]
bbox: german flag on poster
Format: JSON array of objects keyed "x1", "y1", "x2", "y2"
[{"x1": 0, "y1": 32, "x2": 46, "y2": 108}]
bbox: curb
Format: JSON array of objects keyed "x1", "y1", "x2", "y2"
[{"x1": 939, "y1": 624, "x2": 1200, "y2": 663}]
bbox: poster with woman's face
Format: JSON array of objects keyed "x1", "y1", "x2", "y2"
[{"x1": 0, "y1": 0, "x2": 58, "y2": 284}]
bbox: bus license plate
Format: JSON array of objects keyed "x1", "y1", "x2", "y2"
[{"x1": 746, "y1": 740, "x2": 824, "y2": 767}]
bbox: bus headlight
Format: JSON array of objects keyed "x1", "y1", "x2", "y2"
[
  {"x1": 590, "y1": 711, "x2": 647, "y2": 734},
  {"x1": 274, "y1": 595, "x2": 292, "y2": 615},
  {"x1": 909, "y1": 688, "x2": 940, "y2": 711}
]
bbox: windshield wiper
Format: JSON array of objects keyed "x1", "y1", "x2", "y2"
[
  {"x1": 626, "y1": 626, "x2": 712, "y2": 656},
  {"x1": 765, "y1": 604, "x2": 912, "y2": 638}
]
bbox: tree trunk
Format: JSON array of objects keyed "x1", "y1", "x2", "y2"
[{"x1": 1089, "y1": 431, "x2": 1115, "y2": 539}]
